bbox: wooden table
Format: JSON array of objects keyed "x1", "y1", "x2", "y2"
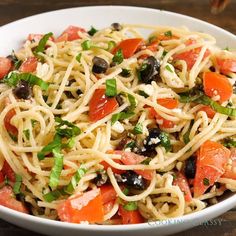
[{"x1": 0, "y1": 0, "x2": 236, "y2": 235}]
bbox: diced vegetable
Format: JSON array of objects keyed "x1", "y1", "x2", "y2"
[
  {"x1": 0, "y1": 186, "x2": 28, "y2": 213},
  {"x1": 198, "y1": 105, "x2": 216, "y2": 119},
  {"x1": 112, "y1": 38, "x2": 144, "y2": 59},
  {"x1": 101, "y1": 159, "x2": 126, "y2": 175},
  {"x1": 222, "y1": 148, "x2": 236, "y2": 179},
  {"x1": 19, "y1": 57, "x2": 38, "y2": 73},
  {"x1": 203, "y1": 72, "x2": 233, "y2": 103},
  {"x1": 194, "y1": 140, "x2": 230, "y2": 197},
  {"x1": 56, "y1": 26, "x2": 86, "y2": 42},
  {"x1": 4, "y1": 109, "x2": 18, "y2": 138},
  {"x1": 118, "y1": 205, "x2": 144, "y2": 224},
  {"x1": 13, "y1": 174, "x2": 22, "y2": 194},
  {"x1": 173, "y1": 172, "x2": 192, "y2": 202},
  {"x1": 112, "y1": 49, "x2": 124, "y2": 64},
  {"x1": 100, "y1": 185, "x2": 117, "y2": 204},
  {"x1": 0, "y1": 57, "x2": 12, "y2": 79},
  {"x1": 116, "y1": 151, "x2": 154, "y2": 180},
  {"x1": 57, "y1": 188, "x2": 104, "y2": 223},
  {"x1": 173, "y1": 42, "x2": 210, "y2": 70},
  {"x1": 216, "y1": 58, "x2": 236, "y2": 74},
  {"x1": 88, "y1": 26, "x2": 98, "y2": 36},
  {"x1": 89, "y1": 88, "x2": 119, "y2": 122},
  {"x1": 34, "y1": 32, "x2": 53, "y2": 55},
  {"x1": 105, "y1": 79, "x2": 117, "y2": 97}
]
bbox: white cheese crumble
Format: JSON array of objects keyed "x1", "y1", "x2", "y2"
[
  {"x1": 148, "y1": 137, "x2": 160, "y2": 145},
  {"x1": 161, "y1": 63, "x2": 184, "y2": 88},
  {"x1": 36, "y1": 62, "x2": 49, "y2": 78},
  {"x1": 140, "y1": 84, "x2": 154, "y2": 96},
  {"x1": 112, "y1": 121, "x2": 125, "y2": 133}
]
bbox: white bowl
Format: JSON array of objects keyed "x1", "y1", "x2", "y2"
[{"x1": 0, "y1": 6, "x2": 235, "y2": 236}]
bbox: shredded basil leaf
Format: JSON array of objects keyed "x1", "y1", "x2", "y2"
[
  {"x1": 49, "y1": 147, "x2": 64, "y2": 189},
  {"x1": 162, "y1": 50, "x2": 168, "y2": 58},
  {"x1": 183, "y1": 121, "x2": 194, "y2": 144},
  {"x1": 223, "y1": 138, "x2": 236, "y2": 148},
  {"x1": 88, "y1": 26, "x2": 98, "y2": 36},
  {"x1": 43, "y1": 190, "x2": 62, "y2": 203},
  {"x1": 123, "y1": 188, "x2": 130, "y2": 196},
  {"x1": 107, "y1": 41, "x2": 116, "y2": 51},
  {"x1": 128, "y1": 94, "x2": 136, "y2": 111},
  {"x1": 34, "y1": 32, "x2": 53, "y2": 54},
  {"x1": 159, "y1": 132, "x2": 171, "y2": 152},
  {"x1": 141, "y1": 157, "x2": 152, "y2": 165},
  {"x1": 164, "y1": 30, "x2": 172, "y2": 37},
  {"x1": 76, "y1": 53, "x2": 82, "y2": 62},
  {"x1": 23, "y1": 129, "x2": 30, "y2": 141},
  {"x1": 119, "y1": 68, "x2": 131, "y2": 78},
  {"x1": 125, "y1": 141, "x2": 136, "y2": 149},
  {"x1": 133, "y1": 123, "x2": 143, "y2": 134},
  {"x1": 148, "y1": 36, "x2": 157, "y2": 43},
  {"x1": 8, "y1": 132, "x2": 17, "y2": 142},
  {"x1": 111, "y1": 111, "x2": 135, "y2": 125},
  {"x1": 81, "y1": 40, "x2": 91, "y2": 50},
  {"x1": 123, "y1": 201, "x2": 138, "y2": 211},
  {"x1": 112, "y1": 49, "x2": 124, "y2": 65},
  {"x1": 138, "y1": 90, "x2": 149, "y2": 98},
  {"x1": 165, "y1": 64, "x2": 173, "y2": 73},
  {"x1": 3, "y1": 72, "x2": 49, "y2": 91},
  {"x1": 13, "y1": 174, "x2": 22, "y2": 194},
  {"x1": 64, "y1": 168, "x2": 86, "y2": 194},
  {"x1": 105, "y1": 79, "x2": 117, "y2": 97},
  {"x1": 203, "y1": 178, "x2": 210, "y2": 186}
]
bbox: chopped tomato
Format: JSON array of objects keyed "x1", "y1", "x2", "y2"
[
  {"x1": 0, "y1": 57, "x2": 12, "y2": 79},
  {"x1": 4, "y1": 109, "x2": 18, "y2": 137},
  {"x1": 1, "y1": 161, "x2": 15, "y2": 182},
  {"x1": 112, "y1": 38, "x2": 144, "y2": 59},
  {"x1": 149, "y1": 98, "x2": 178, "y2": 129},
  {"x1": 216, "y1": 58, "x2": 236, "y2": 75},
  {"x1": 103, "y1": 200, "x2": 115, "y2": 215},
  {"x1": 89, "y1": 88, "x2": 118, "y2": 122},
  {"x1": 198, "y1": 105, "x2": 216, "y2": 119},
  {"x1": 0, "y1": 186, "x2": 28, "y2": 213},
  {"x1": 116, "y1": 151, "x2": 154, "y2": 180},
  {"x1": 203, "y1": 72, "x2": 233, "y2": 103},
  {"x1": 100, "y1": 185, "x2": 117, "y2": 204},
  {"x1": 119, "y1": 205, "x2": 144, "y2": 224},
  {"x1": 19, "y1": 57, "x2": 38, "y2": 73},
  {"x1": 146, "y1": 41, "x2": 159, "y2": 52},
  {"x1": 173, "y1": 40, "x2": 211, "y2": 70},
  {"x1": 222, "y1": 148, "x2": 236, "y2": 179},
  {"x1": 0, "y1": 172, "x2": 4, "y2": 183},
  {"x1": 57, "y1": 188, "x2": 104, "y2": 223},
  {"x1": 173, "y1": 172, "x2": 192, "y2": 202},
  {"x1": 194, "y1": 140, "x2": 230, "y2": 197},
  {"x1": 101, "y1": 159, "x2": 125, "y2": 175},
  {"x1": 56, "y1": 26, "x2": 86, "y2": 42}
]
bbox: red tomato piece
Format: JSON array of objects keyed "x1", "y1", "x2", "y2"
[
  {"x1": 116, "y1": 151, "x2": 154, "y2": 180},
  {"x1": 173, "y1": 172, "x2": 192, "y2": 202},
  {"x1": 19, "y1": 57, "x2": 38, "y2": 73},
  {"x1": 0, "y1": 57, "x2": 12, "y2": 79},
  {"x1": 198, "y1": 105, "x2": 216, "y2": 119},
  {"x1": 2, "y1": 161, "x2": 15, "y2": 182},
  {"x1": 0, "y1": 172, "x2": 4, "y2": 183},
  {"x1": 56, "y1": 26, "x2": 86, "y2": 42},
  {"x1": 57, "y1": 188, "x2": 104, "y2": 223},
  {"x1": 100, "y1": 185, "x2": 117, "y2": 204},
  {"x1": 203, "y1": 72, "x2": 233, "y2": 103},
  {"x1": 100, "y1": 159, "x2": 125, "y2": 175},
  {"x1": 118, "y1": 205, "x2": 144, "y2": 224},
  {"x1": 0, "y1": 186, "x2": 28, "y2": 213},
  {"x1": 222, "y1": 148, "x2": 236, "y2": 180},
  {"x1": 89, "y1": 88, "x2": 119, "y2": 122},
  {"x1": 112, "y1": 38, "x2": 144, "y2": 59},
  {"x1": 149, "y1": 98, "x2": 178, "y2": 129},
  {"x1": 194, "y1": 140, "x2": 230, "y2": 197},
  {"x1": 173, "y1": 45, "x2": 210, "y2": 70},
  {"x1": 4, "y1": 109, "x2": 18, "y2": 137},
  {"x1": 216, "y1": 58, "x2": 236, "y2": 75}
]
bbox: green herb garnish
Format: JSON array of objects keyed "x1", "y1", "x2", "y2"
[
  {"x1": 123, "y1": 202, "x2": 138, "y2": 211},
  {"x1": 81, "y1": 40, "x2": 91, "y2": 50},
  {"x1": 23, "y1": 129, "x2": 30, "y2": 140},
  {"x1": 164, "y1": 31, "x2": 172, "y2": 37},
  {"x1": 203, "y1": 178, "x2": 210, "y2": 186},
  {"x1": 133, "y1": 123, "x2": 143, "y2": 134},
  {"x1": 34, "y1": 32, "x2": 53, "y2": 54},
  {"x1": 88, "y1": 26, "x2": 98, "y2": 36},
  {"x1": 13, "y1": 174, "x2": 22, "y2": 194},
  {"x1": 165, "y1": 64, "x2": 173, "y2": 73},
  {"x1": 105, "y1": 79, "x2": 117, "y2": 97},
  {"x1": 112, "y1": 49, "x2": 124, "y2": 65},
  {"x1": 76, "y1": 53, "x2": 82, "y2": 62}
]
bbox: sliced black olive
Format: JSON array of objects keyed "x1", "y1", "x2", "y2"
[
  {"x1": 92, "y1": 56, "x2": 109, "y2": 74},
  {"x1": 76, "y1": 89, "x2": 82, "y2": 96},
  {"x1": 116, "y1": 171, "x2": 146, "y2": 190},
  {"x1": 119, "y1": 68, "x2": 131, "y2": 78},
  {"x1": 143, "y1": 128, "x2": 161, "y2": 152},
  {"x1": 116, "y1": 94, "x2": 124, "y2": 106},
  {"x1": 184, "y1": 156, "x2": 196, "y2": 179},
  {"x1": 138, "y1": 56, "x2": 160, "y2": 84},
  {"x1": 93, "y1": 171, "x2": 108, "y2": 187},
  {"x1": 111, "y1": 23, "x2": 122, "y2": 31},
  {"x1": 13, "y1": 81, "x2": 32, "y2": 99}
]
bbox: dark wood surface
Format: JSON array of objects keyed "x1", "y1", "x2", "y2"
[{"x1": 0, "y1": 0, "x2": 236, "y2": 235}]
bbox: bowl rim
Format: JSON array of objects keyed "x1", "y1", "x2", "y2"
[{"x1": 0, "y1": 4, "x2": 236, "y2": 231}]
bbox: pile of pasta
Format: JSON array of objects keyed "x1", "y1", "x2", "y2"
[{"x1": 0, "y1": 23, "x2": 236, "y2": 224}]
